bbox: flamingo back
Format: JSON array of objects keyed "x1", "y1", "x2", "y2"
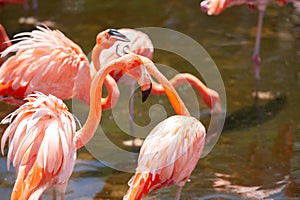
[
  {"x1": 124, "y1": 115, "x2": 206, "y2": 200},
  {"x1": 0, "y1": 25, "x2": 91, "y2": 105},
  {"x1": 1, "y1": 92, "x2": 76, "y2": 199}
]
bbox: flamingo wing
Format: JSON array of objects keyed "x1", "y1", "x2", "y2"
[
  {"x1": 0, "y1": 25, "x2": 91, "y2": 105},
  {"x1": 124, "y1": 115, "x2": 206, "y2": 200},
  {"x1": 1, "y1": 92, "x2": 76, "y2": 200}
]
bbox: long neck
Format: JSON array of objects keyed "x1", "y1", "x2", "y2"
[
  {"x1": 75, "y1": 46, "x2": 121, "y2": 149},
  {"x1": 92, "y1": 44, "x2": 102, "y2": 72},
  {"x1": 151, "y1": 73, "x2": 215, "y2": 108},
  {"x1": 143, "y1": 59, "x2": 190, "y2": 116}
]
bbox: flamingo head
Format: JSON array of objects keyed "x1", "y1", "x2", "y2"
[
  {"x1": 205, "y1": 88, "x2": 223, "y2": 114},
  {"x1": 206, "y1": 89, "x2": 223, "y2": 114},
  {"x1": 128, "y1": 65, "x2": 152, "y2": 103},
  {"x1": 96, "y1": 29, "x2": 129, "y2": 49},
  {"x1": 119, "y1": 54, "x2": 153, "y2": 102}
]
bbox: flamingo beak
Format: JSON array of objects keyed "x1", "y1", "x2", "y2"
[
  {"x1": 108, "y1": 29, "x2": 130, "y2": 42},
  {"x1": 142, "y1": 81, "x2": 152, "y2": 102}
]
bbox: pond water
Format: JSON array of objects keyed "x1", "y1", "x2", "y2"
[{"x1": 1, "y1": 0, "x2": 300, "y2": 199}]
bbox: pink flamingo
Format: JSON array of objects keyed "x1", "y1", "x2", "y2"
[
  {"x1": 123, "y1": 55, "x2": 222, "y2": 200},
  {"x1": 103, "y1": 28, "x2": 220, "y2": 106},
  {"x1": 151, "y1": 73, "x2": 220, "y2": 110},
  {"x1": 1, "y1": 53, "x2": 152, "y2": 200},
  {"x1": 0, "y1": 0, "x2": 38, "y2": 15},
  {"x1": 102, "y1": 29, "x2": 220, "y2": 148},
  {"x1": 0, "y1": 24, "x2": 11, "y2": 66},
  {"x1": 99, "y1": 28, "x2": 154, "y2": 147},
  {"x1": 0, "y1": 26, "x2": 127, "y2": 108},
  {"x1": 200, "y1": 0, "x2": 296, "y2": 93}
]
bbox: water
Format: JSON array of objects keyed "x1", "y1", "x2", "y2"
[{"x1": 1, "y1": 0, "x2": 300, "y2": 199}]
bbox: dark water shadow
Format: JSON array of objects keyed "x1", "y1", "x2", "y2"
[{"x1": 222, "y1": 95, "x2": 287, "y2": 132}]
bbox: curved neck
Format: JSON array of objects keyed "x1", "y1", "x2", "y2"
[
  {"x1": 143, "y1": 59, "x2": 190, "y2": 116},
  {"x1": 151, "y1": 73, "x2": 215, "y2": 109},
  {"x1": 172, "y1": 73, "x2": 214, "y2": 109},
  {"x1": 75, "y1": 46, "x2": 121, "y2": 149},
  {"x1": 92, "y1": 44, "x2": 102, "y2": 72}
]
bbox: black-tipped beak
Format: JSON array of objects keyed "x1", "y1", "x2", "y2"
[
  {"x1": 141, "y1": 82, "x2": 152, "y2": 103},
  {"x1": 108, "y1": 29, "x2": 130, "y2": 42}
]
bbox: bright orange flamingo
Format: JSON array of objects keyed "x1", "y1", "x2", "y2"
[
  {"x1": 0, "y1": 24, "x2": 11, "y2": 66},
  {"x1": 0, "y1": 26, "x2": 127, "y2": 108},
  {"x1": 123, "y1": 55, "x2": 222, "y2": 200},
  {"x1": 200, "y1": 0, "x2": 295, "y2": 93},
  {"x1": 1, "y1": 53, "x2": 153, "y2": 200}
]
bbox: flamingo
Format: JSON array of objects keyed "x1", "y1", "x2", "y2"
[
  {"x1": 103, "y1": 28, "x2": 219, "y2": 107},
  {"x1": 0, "y1": 0, "x2": 38, "y2": 15},
  {"x1": 1, "y1": 53, "x2": 153, "y2": 200},
  {"x1": 102, "y1": 29, "x2": 219, "y2": 148},
  {"x1": 0, "y1": 26, "x2": 127, "y2": 108},
  {"x1": 123, "y1": 56, "x2": 222, "y2": 200},
  {"x1": 0, "y1": 24, "x2": 11, "y2": 66},
  {"x1": 99, "y1": 28, "x2": 154, "y2": 147},
  {"x1": 200, "y1": 0, "x2": 296, "y2": 94}
]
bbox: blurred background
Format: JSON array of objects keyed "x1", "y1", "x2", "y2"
[{"x1": 0, "y1": 0, "x2": 300, "y2": 199}]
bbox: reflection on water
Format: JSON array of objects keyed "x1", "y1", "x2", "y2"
[{"x1": 1, "y1": 0, "x2": 300, "y2": 199}]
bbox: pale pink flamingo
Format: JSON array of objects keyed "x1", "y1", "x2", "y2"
[
  {"x1": 200, "y1": 0, "x2": 296, "y2": 93},
  {"x1": 0, "y1": 24, "x2": 11, "y2": 66},
  {"x1": 1, "y1": 53, "x2": 152, "y2": 200},
  {"x1": 123, "y1": 55, "x2": 222, "y2": 200},
  {"x1": 0, "y1": 26, "x2": 127, "y2": 108}
]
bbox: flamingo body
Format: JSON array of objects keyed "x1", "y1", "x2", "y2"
[
  {"x1": 124, "y1": 115, "x2": 205, "y2": 200},
  {"x1": 0, "y1": 26, "x2": 120, "y2": 108},
  {"x1": 0, "y1": 26, "x2": 91, "y2": 105},
  {"x1": 123, "y1": 55, "x2": 222, "y2": 200},
  {"x1": 200, "y1": 0, "x2": 290, "y2": 15},
  {"x1": 1, "y1": 92, "x2": 76, "y2": 200}
]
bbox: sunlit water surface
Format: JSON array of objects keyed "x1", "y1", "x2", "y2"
[{"x1": 1, "y1": 0, "x2": 300, "y2": 199}]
